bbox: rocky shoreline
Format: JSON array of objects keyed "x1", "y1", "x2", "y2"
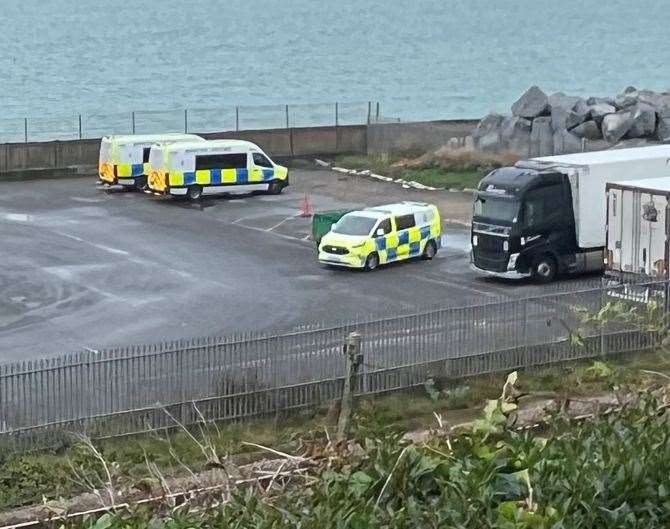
[{"x1": 473, "y1": 86, "x2": 670, "y2": 156}]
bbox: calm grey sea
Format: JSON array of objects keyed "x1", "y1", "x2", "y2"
[{"x1": 1, "y1": 0, "x2": 669, "y2": 121}]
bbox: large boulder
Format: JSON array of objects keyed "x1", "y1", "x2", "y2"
[
  {"x1": 586, "y1": 96, "x2": 616, "y2": 107},
  {"x1": 636, "y1": 90, "x2": 670, "y2": 111},
  {"x1": 473, "y1": 113, "x2": 504, "y2": 151},
  {"x1": 551, "y1": 106, "x2": 585, "y2": 131},
  {"x1": 602, "y1": 110, "x2": 634, "y2": 143},
  {"x1": 553, "y1": 128, "x2": 583, "y2": 154},
  {"x1": 588, "y1": 103, "x2": 616, "y2": 124},
  {"x1": 571, "y1": 120, "x2": 602, "y2": 140},
  {"x1": 626, "y1": 103, "x2": 657, "y2": 138},
  {"x1": 530, "y1": 117, "x2": 553, "y2": 156},
  {"x1": 572, "y1": 99, "x2": 591, "y2": 124},
  {"x1": 500, "y1": 115, "x2": 531, "y2": 154},
  {"x1": 548, "y1": 92, "x2": 581, "y2": 111},
  {"x1": 512, "y1": 86, "x2": 550, "y2": 119},
  {"x1": 655, "y1": 112, "x2": 670, "y2": 141}
]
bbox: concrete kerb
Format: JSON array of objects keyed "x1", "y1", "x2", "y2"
[{"x1": 330, "y1": 166, "x2": 477, "y2": 195}]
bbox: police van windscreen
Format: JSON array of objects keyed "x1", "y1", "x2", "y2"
[
  {"x1": 332, "y1": 215, "x2": 377, "y2": 236},
  {"x1": 149, "y1": 148, "x2": 164, "y2": 171},
  {"x1": 473, "y1": 195, "x2": 519, "y2": 222},
  {"x1": 99, "y1": 139, "x2": 112, "y2": 164}
]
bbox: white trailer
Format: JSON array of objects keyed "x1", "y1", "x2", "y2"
[{"x1": 606, "y1": 177, "x2": 670, "y2": 280}]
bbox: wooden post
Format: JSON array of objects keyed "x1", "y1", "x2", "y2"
[
  {"x1": 24, "y1": 118, "x2": 28, "y2": 143},
  {"x1": 336, "y1": 332, "x2": 362, "y2": 442},
  {"x1": 184, "y1": 109, "x2": 189, "y2": 133},
  {"x1": 236, "y1": 106, "x2": 240, "y2": 131},
  {"x1": 78, "y1": 114, "x2": 82, "y2": 139},
  {"x1": 131, "y1": 111, "x2": 135, "y2": 134}
]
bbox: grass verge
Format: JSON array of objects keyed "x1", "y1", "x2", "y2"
[{"x1": 1, "y1": 349, "x2": 669, "y2": 512}]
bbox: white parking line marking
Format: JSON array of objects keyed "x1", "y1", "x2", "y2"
[
  {"x1": 266, "y1": 214, "x2": 300, "y2": 232},
  {"x1": 53, "y1": 231, "x2": 130, "y2": 256}
]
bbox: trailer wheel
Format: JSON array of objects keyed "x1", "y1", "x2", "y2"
[
  {"x1": 532, "y1": 254, "x2": 557, "y2": 283},
  {"x1": 364, "y1": 252, "x2": 380, "y2": 271},
  {"x1": 186, "y1": 185, "x2": 203, "y2": 201}
]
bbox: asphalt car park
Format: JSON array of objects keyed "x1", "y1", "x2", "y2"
[{"x1": 0, "y1": 167, "x2": 601, "y2": 361}]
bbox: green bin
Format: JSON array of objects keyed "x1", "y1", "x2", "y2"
[{"x1": 312, "y1": 209, "x2": 354, "y2": 246}]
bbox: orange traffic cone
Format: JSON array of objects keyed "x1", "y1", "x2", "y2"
[{"x1": 300, "y1": 194, "x2": 314, "y2": 217}]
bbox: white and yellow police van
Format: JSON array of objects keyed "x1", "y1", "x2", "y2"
[
  {"x1": 147, "y1": 139, "x2": 289, "y2": 200},
  {"x1": 98, "y1": 133, "x2": 204, "y2": 189},
  {"x1": 318, "y1": 202, "x2": 442, "y2": 270}
]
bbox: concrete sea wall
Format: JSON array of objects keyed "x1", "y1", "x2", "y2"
[{"x1": 0, "y1": 120, "x2": 478, "y2": 179}]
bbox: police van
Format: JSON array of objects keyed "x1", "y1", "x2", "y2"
[
  {"x1": 98, "y1": 134, "x2": 203, "y2": 189},
  {"x1": 147, "y1": 140, "x2": 289, "y2": 200},
  {"x1": 318, "y1": 202, "x2": 442, "y2": 270}
]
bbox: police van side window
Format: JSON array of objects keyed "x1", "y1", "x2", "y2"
[
  {"x1": 195, "y1": 153, "x2": 247, "y2": 170},
  {"x1": 252, "y1": 153, "x2": 273, "y2": 168},
  {"x1": 143, "y1": 148, "x2": 151, "y2": 163},
  {"x1": 395, "y1": 214, "x2": 416, "y2": 231},
  {"x1": 375, "y1": 218, "x2": 392, "y2": 237}
]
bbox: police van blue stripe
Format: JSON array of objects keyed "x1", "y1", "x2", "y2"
[
  {"x1": 262, "y1": 169, "x2": 274, "y2": 180},
  {"x1": 409, "y1": 242, "x2": 421, "y2": 254},
  {"x1": 420, "y1": 226, "x2": 431, "y2": 239},
  {"x1": 376, "y1": 238, "x2": 386, "y2": 251},
  {"x1": 387, "y1": 248, "x2": 397, "y2": 260},
  {"x1": 210, "y1": 168, "x2": 221, "y2": 184},
  {"x1": 398, "y1": 231, "x2": 409, "y2": 245},
  {"x1": 184, "y1": 172, "x2": 196, "y2": 185},
  {"x1": 131, "y1": 164, "x2": 144, "y2": 176}
]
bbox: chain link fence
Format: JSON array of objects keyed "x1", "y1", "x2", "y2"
[{"x1": 0, "y1": 101, "x2": 380, "y2": 144}]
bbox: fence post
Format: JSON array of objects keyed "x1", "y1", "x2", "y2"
[
  {"x1": 184, "y1": 109, "x2": 188, "y2": 133},
  {"x1": 367, "y1": 101, "x2": 372, "y2": 124},
  {"x1": 131, "y1": 112, "x2": 135, "y2": 134},
  {"x1": 24, "y1": 118, "x2": 28, "y2": 143},
  {"x1": 78, "y1": 114, "x2": 82, "y2": 139},
  {"x1": 285, "y1": 104, "x2": 290, "y2": 129},
  {"x1": 375, "y1": 102, "x2": 380, "y2": 122},
  {"x1": 335, "y1": 102, "x2": 340, "y2": 153},
  {"x1": 236, "y1": 106, "x2": 240, "y2": 131},
  {"x1": 337, "y1": 332, "x2": 362, "y2": 442},
  {"x1": 335, "y1": 102, "x2": 339, "y2": 127}
]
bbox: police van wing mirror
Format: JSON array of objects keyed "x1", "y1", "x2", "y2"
[{"x1": 376, "y1": 228, "x2": 385, "y2": 237}]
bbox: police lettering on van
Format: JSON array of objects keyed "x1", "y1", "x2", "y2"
[
  {"x1": 318, "y1": 202, "x2": 442, "y2": 270},
  {"x1": 98, "y1": 134, "x2": 204, "y2": 189},
  {"x1": 147, "y1": 140, "x2": 288, "y2": 200}
]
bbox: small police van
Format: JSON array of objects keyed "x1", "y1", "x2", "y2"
[
  {"x1": 147, "y1": 139, "x2": 288, "y2": 200},
  {"x1": 318, "y1": 202, "x2": 442, "y2": 270},
  {"x1": 98, "y1": 134, "x2": 203, "y2": 189}
]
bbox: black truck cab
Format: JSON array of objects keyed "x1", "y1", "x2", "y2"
[{"x1": 471, "y1": 166, "x2": 582, "y2": 282}]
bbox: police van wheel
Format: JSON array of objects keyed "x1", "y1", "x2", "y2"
[
  {"x1": 364, "y1": 253, "x2": 380, "y2": 271},
  {"x1": 422, "y1": 240, "x2": 437, "y2": 260},
  {"x1": 186, "y1": 185, "x2": 203, "y2": 201},
  {"x1": 267, "y1": 181, "x2": 284, "y2": 195},
  {"x1": 531, "y1": 254, "x2": 557, "y2": 283}
]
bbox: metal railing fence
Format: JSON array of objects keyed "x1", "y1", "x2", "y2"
[
  {"x1": 0, "y1": 279, "x2": 665, "y2": 451},
  {"x1": 0, "y1": 101, "x2": 382, "y2": 144}
]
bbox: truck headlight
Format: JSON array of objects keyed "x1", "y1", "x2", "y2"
[
  {"x1": 472, "y1": 235, "x2": 478, "y2": 247},
  {"x1": 507, "y1": 253, "x2": 519, "y2": 270}
]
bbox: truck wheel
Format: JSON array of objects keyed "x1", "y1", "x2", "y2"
[
  {"x1": 364, "y1": 252, "x2": 380, "y2": 271},
  {"x1": 186, "y1": 185, "x2": 203, "y2": 201},
  {"x1": 267, "y1": 181, "x2": 284, "y2": 195},
  {"x1": 532, "y1": 254, "x2": 557, "y2": 283},
  {"x1": 422, "y1": 240, "x2": 437, "y2": 260}
]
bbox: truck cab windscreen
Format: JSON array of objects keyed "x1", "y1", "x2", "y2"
[
  {"x1": 474, "y1": 196, "x2": 519, "y2": 222},
  {"x1": 332, "y1": 216, "x2": 376, "y2": 236}
]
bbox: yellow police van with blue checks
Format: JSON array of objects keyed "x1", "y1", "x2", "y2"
[
  {"x1": 147, "y1": 139, "x2": 288, "y2": 201},
  {"x1": 318, "y1": 202, "x2": 442, "y2": 270},
  {"x1": 98, "y1": 134, "x2": 203, "y2": 189}
]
